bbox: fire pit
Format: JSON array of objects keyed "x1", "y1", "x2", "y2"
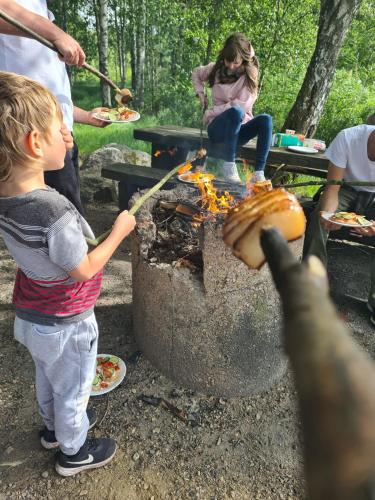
[{"x1": 130, "y1": 180, "x2": 303, "y2": 396}]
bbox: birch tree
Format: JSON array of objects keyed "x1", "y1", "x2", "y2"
[{"x1": 95, "y1": 0, "x2": 111, "y2": 107}]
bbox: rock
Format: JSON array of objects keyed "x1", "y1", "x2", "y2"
[
  {"x1": 81, "y1": 143, "x2": 151, "y2": 171},
  {"x1": 123, "y1": 149, "x2": 151, "y2": 167},
  {"x1": 81, "y1": 146, "x2": 124, "y2": 172}
]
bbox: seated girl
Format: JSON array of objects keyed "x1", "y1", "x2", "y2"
[{"x1": 192, "y1": 32, "x2": 272, "y2": 183}]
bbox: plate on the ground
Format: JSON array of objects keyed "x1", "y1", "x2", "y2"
[
  {"x1": 321, "y1": 212, "x2": 372, "y2": 228},
  {"x1": 91, "y1": 354, "x2": 126, "y2": 396},
  {"x1": 178, "y1": 172, "x2": 215, "y2": 184},
  {"x1": 93, "y1": 110, "x2": 140, "y2": 123},
  {"x1": 287, "y1": 146, "x2": 319, "y2": 154}
]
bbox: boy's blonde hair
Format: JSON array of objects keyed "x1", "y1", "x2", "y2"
[{"x1": 0, "y1": 71, "x2": 61, "y2": 182}]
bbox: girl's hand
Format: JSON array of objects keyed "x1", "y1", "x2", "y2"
[
  {"x1": 112, "y1": 210, "x2": 136, "y2": 240},
  {"x1": 198, "y1": 94, "x2": 208, "y2": 109},
  {"x1": 61, "y1": 123, "x2": 74, "y2": 151}
]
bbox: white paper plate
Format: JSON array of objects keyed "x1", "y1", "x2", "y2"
[
  {"x1": 321, "y1": 212, "x2": 372, "y2": 228},
  {"x1": 91, "y1": 354, "x2": 126, "y2": 396},
  {"x1": 288, "y1": 146, "x2": 319, "y2": 154},
  {"x1": 92, "y1": 111, "x2": 140, "y2": 123}
]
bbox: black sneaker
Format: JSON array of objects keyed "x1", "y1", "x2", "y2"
[
  {"x1": 40, "y1": 408, "x2": 98, "y2": 450},
  {"x1": 55, "y1": 437, "x2": 117, "y2": 477}
]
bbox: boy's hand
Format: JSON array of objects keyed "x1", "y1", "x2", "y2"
[
  {"x1": 61, "y1": 123, "x2": 74, "y2": 151},
  {"x1": 112, "y1": 211, "x2": 136, "y2": 240}
]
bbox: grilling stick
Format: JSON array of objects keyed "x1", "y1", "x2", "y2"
[
  {"x1": 86, "y1": 153, "x2": 205, "y2": 247},
  {"x1": 0, "y1": 8, "x2": 128, "y2": 97}
]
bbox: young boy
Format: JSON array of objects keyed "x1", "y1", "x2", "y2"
[{"x1": 0, "y1": 71, "x2": 136, "y2": 476}]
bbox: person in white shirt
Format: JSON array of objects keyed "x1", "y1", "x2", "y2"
[
  {"x1": 303, "y1": 124, "x2": 375, "y2": 323},
  {"x1": 0, "y1": 0, "x2": 108, "y2": 214}
]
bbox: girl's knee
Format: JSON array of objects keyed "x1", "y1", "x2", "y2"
[
  {"x1": 257, "y1": 113, "x2": 273, "y2": 129},
  {"x1": 229, "y1": 106, "x2": 245, "y2": 121}
]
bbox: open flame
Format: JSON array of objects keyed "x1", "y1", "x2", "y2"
[{"x1": 181, "y1": 172, "x2": 235, "y2": 216}]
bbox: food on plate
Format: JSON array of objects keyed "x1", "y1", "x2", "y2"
[
  {"x1": 329, "y1": 211, "x2": 370, "y2": 226},
  {"x1": 95, "y1": 106, "x2": 138, "y2": 122},
  {"x1": 223, "y1": 188, "x2": 306, "y2": 269},
  {"x1": 92, "y1": 355, "x2": 121, "y2": 391},
  {"x1": 115, "y1": 88, "x2": 133, "y2": 106}
]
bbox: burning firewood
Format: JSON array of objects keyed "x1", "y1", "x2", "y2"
[
  {"x1": 223, "y1": 188, "x2": 306, "y2": 269},
  {"x1": 260, "y1": 227, "x2": 375, "y2": 500}
]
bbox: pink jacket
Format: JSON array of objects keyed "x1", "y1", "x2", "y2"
[{"x1": 192, "y1": 62, "x2": 257, "y2": 126}]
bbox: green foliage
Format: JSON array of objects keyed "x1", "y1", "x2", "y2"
[{"x1": 65, "y1": 0, "x2": 374, "y2": 153}]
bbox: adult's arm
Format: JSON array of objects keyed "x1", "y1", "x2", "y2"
[
  {"x1": 73, "y1": 106, "x2": 110, "y2": 128},
  {"x1": 319, "y1": 162, "x2": 345, "y2": 231},
  {"x1": 0, "y1": 0, "x2": 85, "y2": 66}
]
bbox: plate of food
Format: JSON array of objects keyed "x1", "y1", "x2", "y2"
[
  {"x1": 91, "y1": 354, "x2": 126, "y2": 396},
  {"x1": 321, "y1": 211, "x2": 372, "y2": 227},
  {"x1": 287, "y1": 146, "x2": 319, "y2": 154},
  {"x1": 93, "y1": 107, "x2": 140, "y2": 123},
  {"x1": 178, "y1": 172, "x2": 215, "y2": 184}
]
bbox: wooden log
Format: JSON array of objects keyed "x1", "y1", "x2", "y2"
[
  {"x1": 87, "y1": 155, "x2": 200, "y2": 246},
  {"x1": 259, "y1": 228, "x2": 375, "y2": 500}
]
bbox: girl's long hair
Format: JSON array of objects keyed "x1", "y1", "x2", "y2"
[{"x1": 208, "y1": 33, "x2": 259, "y2": 94}]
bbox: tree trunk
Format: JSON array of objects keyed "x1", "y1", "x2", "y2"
[
  {"x1": 135, "y1": 0, "x2": 146, "y2": 109},
  {"x1": 283, "y1": 0, "x2": 362, "y2": 137},
  {"x1": 96, "y1": 0, "x2": 111, "y2": 107},
  {"x1": 129, "y1": 0, "x2": 137, "y2": 91}
]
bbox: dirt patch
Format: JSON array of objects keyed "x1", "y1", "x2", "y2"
[{"x1": 0, "y1": 171, "x2": 374, "y2": 499}]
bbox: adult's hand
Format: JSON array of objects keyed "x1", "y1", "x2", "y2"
[
  {"x1": 352, "y1": 221, "x2": 375, "y2": 237},
  {"x1": 73, "y1": 106, "x2": 110, "y2": 128},
  {"x1": 319, "y1": 211, "x2": 342, "y2": 232},
  {"x1": 87, "y1": 107, "x2": 111, "y2": 128},
  {"x1": 60, "y1": 122, "x2": 74, "y2": 151},
  {"x1": 52, "y1": 32, "x2": 85, "y2": 67}
]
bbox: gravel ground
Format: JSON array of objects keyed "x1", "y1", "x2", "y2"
[{"x1": 0, "y1": 171, "x2": 374, "y2": 500}]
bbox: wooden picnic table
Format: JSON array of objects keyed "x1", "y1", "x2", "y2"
[{"x1": 134, "y1": 125, "x2": 329, "y2": 178}]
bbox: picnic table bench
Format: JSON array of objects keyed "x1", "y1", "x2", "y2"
[{"x1": 101, "y1": 125, "x2": 329, "y2": 209}]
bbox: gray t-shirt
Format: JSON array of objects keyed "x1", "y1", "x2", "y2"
[{"x1": 0, "y1": 187, "x2": 101, "y2": 325}]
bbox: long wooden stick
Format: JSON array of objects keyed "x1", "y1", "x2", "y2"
[
  {"x1": 86, "y1": 157, "x2": 197, "y2": 246},
  {"x1": 0, "y1": 9, "x2": 124, "y2": 94},
  {"x1": 274, "y1": 180, "x2": 375, "y2": 189}
]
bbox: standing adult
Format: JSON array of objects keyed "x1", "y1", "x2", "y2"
[
  {"x1": 0, "y1": 0, "x2": 108, "y2": 214},
  {"x1": 303, "y1": 124, "x2": 375, "y2": 323}
]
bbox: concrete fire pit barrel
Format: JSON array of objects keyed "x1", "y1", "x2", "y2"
[{"x1": 131, "y1": 187, "x2": 303, "y2": 397}]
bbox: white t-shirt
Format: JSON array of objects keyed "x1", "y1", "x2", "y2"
[
  {"x1": 0, "y1": 0, "x2": 74, "y2": 130},
  {"x1": 325, "y1": 124, "x2": 375, "y2": 192}
]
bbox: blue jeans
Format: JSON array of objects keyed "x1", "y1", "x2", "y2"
[
  {"x1": 14, "y1": 313, "x2": 98, "y2": 455},
  {"x1": 207, "y1": 106, "x2": 273, "y2": 171}
]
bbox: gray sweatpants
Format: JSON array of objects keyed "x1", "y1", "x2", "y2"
[{"x1": 14, "y1": 313, "x2": 98, "y2": 455}]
